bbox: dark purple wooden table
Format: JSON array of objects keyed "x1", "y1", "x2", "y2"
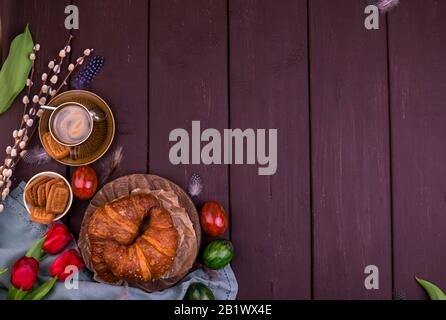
[{"x1": 1, "y1": 0, "x2": 445, "y2": 300}]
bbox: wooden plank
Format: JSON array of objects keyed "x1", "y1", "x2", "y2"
[
  {"x1": 0, "y1": 0, "x2": 68, "y2": 188},
  {"x1": 389, "y1": 0, "x2": 446, "y2": 300},
  {"x1": 149, "y1": 0, "x2": 229, "y2": 228},
  {"x1": 310, "y1": 0, "x2": 392, "y2": 299},
  {"x1": 69, "y1": 0, "x2": 149, "y2": 236},
  {"x1": 230, "y1": 0, "x2": 311, "y2": 299}
]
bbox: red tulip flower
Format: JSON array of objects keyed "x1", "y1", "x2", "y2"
[
  {"x1": 50, "y1": 249, "x2": 84, "y2": 281},
  {"x1": 43, "y1": 223, "x2": 72, "y2": 254},
  {"x1": 11, "y1": 257, "x2": 39, "y2": 291}
]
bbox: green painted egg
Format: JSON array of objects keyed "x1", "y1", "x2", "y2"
[
  {"x1": 185, "y1": 283, "x2": 215, "y2": 300},
  {"x1": 203, "y1": 239, "x2": 233, "y2": 270}
]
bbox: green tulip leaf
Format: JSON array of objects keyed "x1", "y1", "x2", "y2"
[
  {"x1": 25, "y1": 237, "x2": 45, "y2": 260},
  {"x1": 0, "y1": 25, "x2": 34, "y2": 115},
  {"x1": 25, "y1": 277, "x2": 57, "y2": 300},
  {"x1": 416, "y1": 277, "x2": 446, "y2": 300},
  {"x1": 7, "y1": 287, "x2": 27, "y2": 300},
  {"x1": 0, "y1": 268, "x2": 7, "y2": 276}
]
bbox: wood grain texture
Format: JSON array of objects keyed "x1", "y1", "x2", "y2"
[
  {"x1": 310, "y1": 0, "x2": 392, "y2": 299},
  {"x1": 69, "y1": 0, "x2": 149, "y2": 236},
  {"x1": 389, "y1": 0, "x2": 446, "y2": 300},
  {"x1": 149, "y1": 0, "x2": 229, "y2": 226},
  {"x1": 0, "y1": 0, "x2": 68, "y2": 187},
  {"x1": 4, "y1": 0, "x2": 446, "y2": 300},
  {"x1": 230, "y1": 0, "x2": 311, "y2": 299}
]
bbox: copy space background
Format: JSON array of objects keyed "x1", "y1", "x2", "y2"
[{"x1": 0, "y1": 0, "x2": 444, "y2": 300}]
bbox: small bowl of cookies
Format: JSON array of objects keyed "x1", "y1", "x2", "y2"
[{"x1": 24, "y1": 172, "x2": 73, "y2": 225}]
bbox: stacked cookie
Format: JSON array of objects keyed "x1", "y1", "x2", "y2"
[
  {"x1": 43, "y1": 132, "x2": 70, "y2": 160},
  {"x1": 25, "y1": 176, "x2": 70, "y2": 224}
]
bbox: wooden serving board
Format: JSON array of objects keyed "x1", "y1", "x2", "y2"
[{"x1": 78, "y1": 174, "x2": 201, "y2": 292}]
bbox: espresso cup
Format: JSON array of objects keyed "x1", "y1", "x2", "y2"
[{"x1": 45, "y1": 102, "x2": 94, "y2": 147}]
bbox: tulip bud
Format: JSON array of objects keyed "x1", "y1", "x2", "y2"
[
  {"x1": 11, "y1": 257, "x2": 39, "y2": 291},
  {"x1": 43, "y1": 223, "x2": 72, "y2": 254},
  {"x1": 50, "y1": 249, "x2": 84, "y2": 281}
]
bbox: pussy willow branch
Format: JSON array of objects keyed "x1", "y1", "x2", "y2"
[
  {"x1": 20, "y1": 47, "x2": 36, "y2": 128},
  {"x1": 15, "y1": 36, "x2": 76, "y2": 165},
  {"x1": 54, "y1": 49, "x2": 93, "y2": 96},
  {"x1": 0, "y1": 38, "x2": 93, "y2": 213}
]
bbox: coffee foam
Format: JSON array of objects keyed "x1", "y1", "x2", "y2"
[{"x1": 52, "y1": 104, "x2": 92, "y2": 145}]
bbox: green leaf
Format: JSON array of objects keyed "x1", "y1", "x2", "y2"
[
  {"x1": 25, "y1": 237, "x2": 45, "y2": 260},
  {"x1": 0, "y1": 25, "x2": 34, "y2": 115},
  {"x1": 7, "y1": 287, "x2": 27, "y2": 300},
  {"x1": 25, "y1": 277, "x2": 57, "y2": 300},
  {"x1": 0, "y1": 268, "x2": 7, "y2": 276},
  {"x1": 416, "y1": 277, "x2": 446, "y2": 300}
]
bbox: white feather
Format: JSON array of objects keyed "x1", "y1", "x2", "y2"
[
  {"x1": 23, "y1": 146, "x2": 51, "y2": 166},
  {"x1": 377, "y1": 0, "x2": 400, "y2": 13},
  {"x1": 188, "y1": 173, "x2": 203, "y2": 197},
  {"x1": 99, "y1": 145, "x2": 124, "y2": 185}
]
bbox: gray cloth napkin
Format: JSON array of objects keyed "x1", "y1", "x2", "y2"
[{"x1": 0, "y1": 182, "x2": 238, "y2": 300}]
